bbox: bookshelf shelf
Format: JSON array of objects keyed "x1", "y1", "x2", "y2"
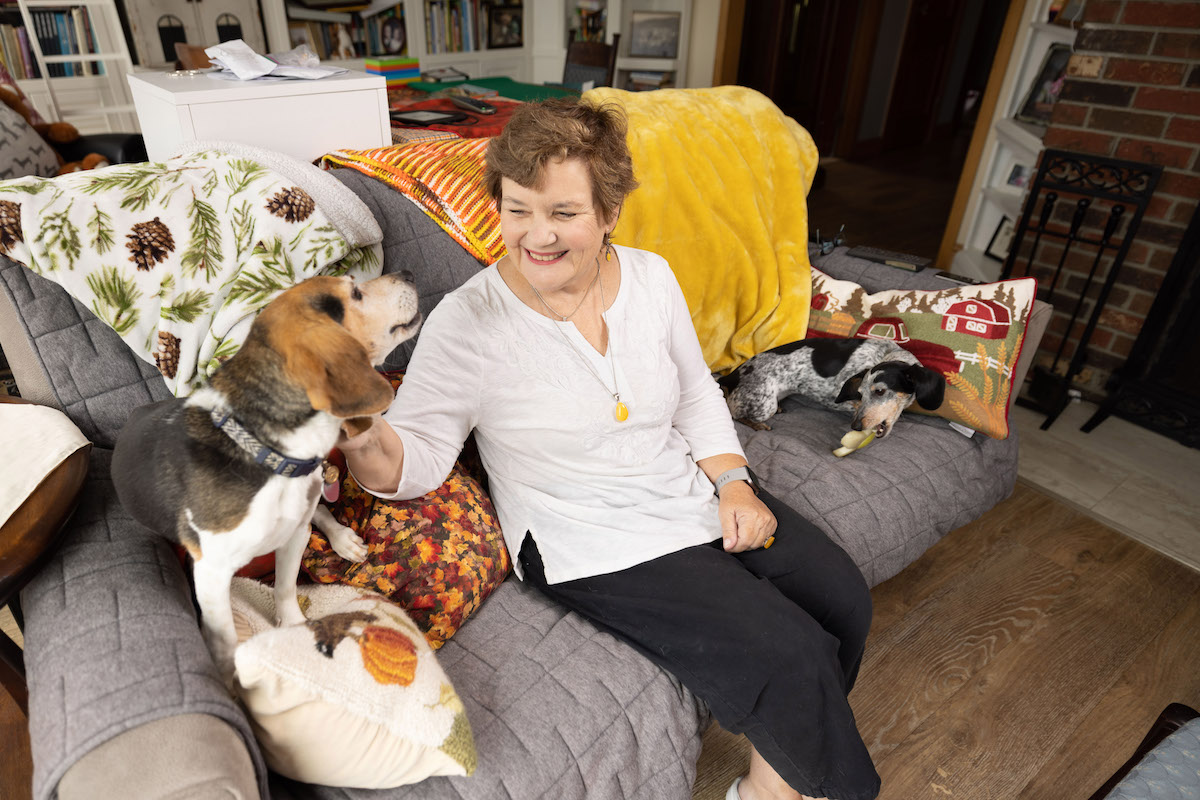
[{"x1": 2, "y1": 0, "x2": 137, "y2": 132}]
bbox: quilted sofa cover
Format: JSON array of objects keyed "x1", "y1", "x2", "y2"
[{"x1": 0, "y1": 167, "x2": 1020, "y2": 800}]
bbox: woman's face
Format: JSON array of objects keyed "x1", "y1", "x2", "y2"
[{"x1": 499, "y1": 157, "x2": 612, "y2": 296}]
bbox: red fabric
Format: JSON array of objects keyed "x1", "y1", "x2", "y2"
[{"x1": 389, "y1": 98, "x2": 520, "y2": 138}]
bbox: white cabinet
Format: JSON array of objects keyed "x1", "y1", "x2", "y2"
[
  {"x1": 127, "y1": 69, "x2": 389, "y2": 161},
  {"x1": 939, "y1": 0, "x2": 1077, "y2": 281},
  {"x1": 124, "y1": 0, "x2": 266, "y2": 68}
]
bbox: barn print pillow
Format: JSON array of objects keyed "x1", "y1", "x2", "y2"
[{"x1": 806, "y1": 267, "x2": 1037, "y2": 439}]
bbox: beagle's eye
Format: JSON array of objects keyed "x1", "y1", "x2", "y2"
[{"x1": 351, "y1": 285, "x2": 363, "y2": 301}]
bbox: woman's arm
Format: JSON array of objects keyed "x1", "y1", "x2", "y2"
[
  {"x1": 337, "y1": 416, "x2": 407, "y2": 495},
  {"x1": 696, "y1": 453, "x2": 776, "y2": 553}
]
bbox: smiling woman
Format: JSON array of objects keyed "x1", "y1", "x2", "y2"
[{"x1": 333, "y1": 96, "x2": 883, "y2": 800}]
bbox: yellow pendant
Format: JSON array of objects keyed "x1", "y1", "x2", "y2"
[{"x1": 614, "y1": 401, "x2": 629, "y2": 422}]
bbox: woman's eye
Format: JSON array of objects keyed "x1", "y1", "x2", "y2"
[{"x1": 557, "y1": 212, "x2": 576, "y2": 219}]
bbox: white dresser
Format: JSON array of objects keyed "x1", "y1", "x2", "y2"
[{"x1": 127, "y1": 70, "x2": 390, "y2": 162}]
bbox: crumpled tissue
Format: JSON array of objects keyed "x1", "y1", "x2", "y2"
[{"x1": 204, "y1": 39, "x2": 348, "y2": 81}]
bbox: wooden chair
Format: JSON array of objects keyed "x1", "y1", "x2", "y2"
[
  {"x1": 0, "y1": 396, "x2": 91, "y2": 716},
  {"x1": 563, "y1": 33, "x2": 619, "y2": 89}
]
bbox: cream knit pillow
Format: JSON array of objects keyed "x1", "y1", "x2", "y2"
[{"x1": 231, "y1": 579, "x2": 477, "y2": 788}]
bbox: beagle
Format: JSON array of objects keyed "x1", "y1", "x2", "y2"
[
  {"x1": 112, "y1": 274, "x2": 421, "y2": 685},
  {"x1": 719, "y1": 337, "x2": 945, "y2": 437}
]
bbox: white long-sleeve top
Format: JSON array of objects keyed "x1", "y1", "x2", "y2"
[{"x1": 373, "y1": 245, "x2": 745, "y2": 584}]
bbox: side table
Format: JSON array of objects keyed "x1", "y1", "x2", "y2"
[
  {"x1": 127, "y1": 69, "x2": 391, "y2": 162},
  {"x1": 0, "y1": 396, "x2": 91, "y2": 716}
]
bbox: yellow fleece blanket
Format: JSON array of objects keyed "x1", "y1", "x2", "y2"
[{"x1": 584, "y1": 86, "x2": 818, "y2": 373}]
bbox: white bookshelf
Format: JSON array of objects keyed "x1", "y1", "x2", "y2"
[
  {"x1": 945, "y1": 0, "x2": 1077, "y2": 281},
  {"x1": 13, "y1": 0, "x2": 138, "y2": 133}
]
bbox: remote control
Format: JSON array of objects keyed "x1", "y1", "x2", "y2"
[
  {"x1": 934, "y1": 271, "x2": 987, "y2": 286},
  {"x1": 450, "y1": 95, "x2": 497, "y2": 115},
  {"x1": 844, "y1": 245, "x2": 931, "y2": 272}
]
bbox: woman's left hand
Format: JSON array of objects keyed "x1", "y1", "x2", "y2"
[{"x1": 718, "y1": 482, "x2": 777, "y2": 552}]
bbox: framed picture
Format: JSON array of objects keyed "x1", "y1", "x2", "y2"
[
  {"x1": 1015, "y1": 43, "x2": 1072, "y2": 126},
  {"x1": 628, "y1": 11, "x2": 681, "y2": 59},
  {"x1": 985, "y1": 216, "x2": 1016, "y2": 262},
  {"x1": 487, "y1": 6, "x2": 523, "y2": 49},
  {"x1": 1006, "y1": 164, "x2": 1034, "y2": 188},
  {"x1": 379, "y1": 12, "x2": 407, "y2": 56}
]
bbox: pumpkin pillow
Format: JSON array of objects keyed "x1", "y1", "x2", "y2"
[{"x1": 231, "y1": 579, "x2": 476, "y2": 788}]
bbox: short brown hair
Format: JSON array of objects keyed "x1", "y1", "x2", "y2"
[{"x1": 484, "y1": 97, "x2": 638, "y2": 224}]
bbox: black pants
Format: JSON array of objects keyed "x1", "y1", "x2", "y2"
[{"x1": 519, "y1": 489, "x2": 881, "y2": 800}]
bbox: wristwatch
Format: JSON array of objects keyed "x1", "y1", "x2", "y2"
[{"x1": 713, "y1": 466, "x2": 760, "y2": 496}]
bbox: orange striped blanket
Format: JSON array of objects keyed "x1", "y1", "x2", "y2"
[{"x1": 322, "y1": 138, "x2": 505, "y2": 266}]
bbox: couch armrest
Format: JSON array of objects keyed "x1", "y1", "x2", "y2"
[
  {"x1": 57, "y1": 133, "x2": 147, "y2": 166},
  {"x1": 20, "y1": 449, "x2": 269, "y2": 800},
  {"x1": 58, "y1": 714, "x2": 259, "y2": 800}
]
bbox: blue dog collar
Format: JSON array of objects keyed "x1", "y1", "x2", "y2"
[{"x1": 210, "y1": 410, "x2": 323, "y2": 478}]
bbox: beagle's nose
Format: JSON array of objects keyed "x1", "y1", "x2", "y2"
[{"x1": 398, "y1": 270, "x2": 415, "y2": 283}]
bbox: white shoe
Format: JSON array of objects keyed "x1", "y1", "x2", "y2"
[{"x1": 725, "y1": 776, "x2": 743, "y2": 800}]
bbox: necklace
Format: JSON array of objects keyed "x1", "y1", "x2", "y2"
[
  {"x1": 531, "y1": 258, "x2": 629, "y2": 423},
  {"x1": 529, "y1": 265, "x2": 600, "y2": 321}
]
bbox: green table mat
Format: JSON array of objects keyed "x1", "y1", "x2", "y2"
[{"x1": 408, "y1": 76, "x2": 578, "y2": 102}]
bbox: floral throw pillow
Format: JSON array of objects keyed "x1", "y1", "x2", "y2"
[
  {"x1": 303, "y1": 372, "x2": 509, "y2": 648},
  {"x1": 806, "y1": 267, "x2": 1037, "y2": 439}
]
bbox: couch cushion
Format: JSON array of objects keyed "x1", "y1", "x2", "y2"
[{"x1": 270, "y1": 576, "x2": 710, "y2": 800}]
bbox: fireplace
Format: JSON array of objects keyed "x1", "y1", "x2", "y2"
[{"x1": 1084, "y1": 202, "x2": 1200, "y2": 449}]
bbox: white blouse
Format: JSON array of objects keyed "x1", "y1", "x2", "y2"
[{"x1": 372, "y1": 245, "x2": 745, "y2": 584}]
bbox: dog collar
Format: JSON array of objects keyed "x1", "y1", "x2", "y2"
[{"x1": 209, "y1": 409, "x2": 323, "y2": 478}]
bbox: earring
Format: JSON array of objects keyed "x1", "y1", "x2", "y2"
[{"x1": 603, "y1": 231, "x2": 613, "y2": 261}]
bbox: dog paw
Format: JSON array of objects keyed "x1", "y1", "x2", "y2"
[{"x1": 327, "y1": 523, "x2": 368, "y2": 563}]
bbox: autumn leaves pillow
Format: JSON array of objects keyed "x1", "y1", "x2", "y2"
[
  {"x1": 231, "y1": 579, "x2": 477, "y2": 788},
  {"x1": 807, "y1": 268, "x2": 1037, "y2": 438}
]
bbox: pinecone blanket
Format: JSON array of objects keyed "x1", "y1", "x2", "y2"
[{"x1": 0, "y1": 142, "x2": 384, "y2": 395}]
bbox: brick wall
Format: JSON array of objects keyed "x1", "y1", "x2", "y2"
[{"x1": 1030, "y1": 0, "x2": 1198, "y2": 396}]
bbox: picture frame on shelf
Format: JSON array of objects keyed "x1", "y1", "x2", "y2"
[
  {"x1": 985, "y1": 216, "x2": 1016, "y2": 262},
  {"x1": 628, "y1": 11, "x2": 681, "y2": 59},
  {"x1": 1006, "y1": 164, "x2": 1034, "y2": 188},
  {"x1": 487, "y1": 6, "x2": 523, "y2": 49},
  {"x1": 1014, "y1": 43, "x2": 1071, "y2": 126},
  {"x1": 379, "y1": 12, "x2": 406, "y2": 55}
]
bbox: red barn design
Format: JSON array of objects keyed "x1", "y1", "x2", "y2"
[
  {"x1": 941, "y1": 299, "x2": 1011, "y2": 339},
  {"x1": 812, "y1": 293, "x2": 832, "y2": 310},
  {"x1": 856, "y1": 316, "x2": 909, "y2": 344}
]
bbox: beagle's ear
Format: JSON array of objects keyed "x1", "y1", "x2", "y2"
[
  {"x1": 836, "y1": 370, "x2": 867, "y2": 405},
  {"x1": 341, "y1": 416, "x2": 376, "y2": 439},
  {"x1": 286, "y1": 326, "x2": 395, "y2": 419},
  {"x1": 909, "y1": 365, "x2": 946, "y2": 410}
]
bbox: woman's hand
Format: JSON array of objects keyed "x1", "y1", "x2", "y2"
[
  {"x1": 335, "y1": 415, "x2": 406, "y2": 495},
  {"x1": 718, "y1": 481, "x2": 777, "y2": 552}
]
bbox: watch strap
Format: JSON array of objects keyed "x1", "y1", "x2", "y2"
[{"x1": 714, "y1": 466, "x2": 756, "y2": 495}]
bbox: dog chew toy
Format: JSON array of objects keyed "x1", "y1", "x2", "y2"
[{"x1": 833, "y1": 430, "x2": 875, "y2": 458}]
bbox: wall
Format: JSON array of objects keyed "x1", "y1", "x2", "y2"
[{"x1": 1032, "y1": 0, "x2": 1199, "y2": 394}]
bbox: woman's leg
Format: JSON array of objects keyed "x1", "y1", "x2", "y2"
[{"x1": 518, "y1": 520, "x2": 880, "y2": 800}]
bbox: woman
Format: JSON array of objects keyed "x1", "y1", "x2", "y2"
[{"x1": 339, "y1": 97, "x2": 880, "y2": 800}]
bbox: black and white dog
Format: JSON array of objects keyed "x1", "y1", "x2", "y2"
[{"x1": 719, "y1": 337, "x2": 946, "y2": 436}]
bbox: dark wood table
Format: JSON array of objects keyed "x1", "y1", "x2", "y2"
[{"x1": 0, "y1": 395, "x2": 91, "y2": 716}]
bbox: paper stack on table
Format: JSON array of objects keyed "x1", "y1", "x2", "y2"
[{"x1": 205, "y1": 40, "x2": 348, "y2": 81}]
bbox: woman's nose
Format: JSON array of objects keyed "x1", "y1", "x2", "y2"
[{"x1": 526, "y1": 217, "x2": 557, "y2": 246}]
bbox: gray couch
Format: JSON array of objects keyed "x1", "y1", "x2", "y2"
[{"x1": 0, "y1": 164, "x2": 1041, "y2": 800}]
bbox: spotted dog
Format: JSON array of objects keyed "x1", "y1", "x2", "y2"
[
  {"x1": 112, "y1": 274, "x2": 421, "y2": 686},
  {"x1": 719, "y1": 337, "x2": 945, "y2": 436}
]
